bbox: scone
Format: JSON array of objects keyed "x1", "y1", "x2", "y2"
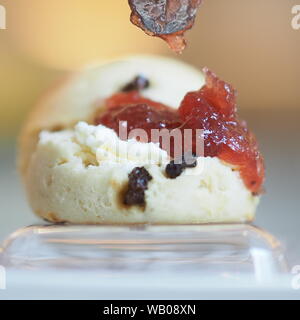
[{"x1": 19, "y1": 55, "x2": 264, "y2": 224}]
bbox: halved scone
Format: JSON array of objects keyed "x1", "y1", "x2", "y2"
[{"x1": 19, "y1": 55, "x2": 263, "y2": 224}]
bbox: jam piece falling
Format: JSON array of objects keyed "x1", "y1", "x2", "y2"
[
  {"x1": 95, "y1": 70, "x2": 265, "y2": 194},
  {"x1": 124, "y1": 167, "x2": 153, "y2": 206},
  {"x1": 128, "y1": 0, "x2": 203, "y2": 53}
]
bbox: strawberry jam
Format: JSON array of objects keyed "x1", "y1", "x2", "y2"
[
  {"x1": 95, "y1": 70, "x2": 265, "y2": 194},
  {"x1": 95, "y1": 91, "x2": 181, "y2": 143},
  {"x1": 178, "y1": 69, "x2": 264, "y2": 194}
]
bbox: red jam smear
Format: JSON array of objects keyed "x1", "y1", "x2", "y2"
[
  {"x1": 179, "y1": 69, "x2": 264, "y2": 194},
  {"x1": 95, "y1": 71, "x2": 265, "y2": 194},
  {"x1": 96, "y1": 91, "x2": 181, "y2": 143}
]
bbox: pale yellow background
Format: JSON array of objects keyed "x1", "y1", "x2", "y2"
[
  {"x1": 0, "y1": 0, "x2": 299, "y2": 137},
  {"x1": 0, "y1": 1, "x2": 300, "y2": 267}
]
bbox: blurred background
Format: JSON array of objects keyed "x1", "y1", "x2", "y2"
[{"x1": 0, "y1": 1, "x2": 299, "y2": 265}]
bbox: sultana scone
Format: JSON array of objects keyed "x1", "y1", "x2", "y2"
[{"x1": 19, "y1": 55, "x2": 264, "y2": 224}]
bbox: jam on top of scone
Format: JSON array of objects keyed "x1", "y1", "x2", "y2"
[{"x1": 95, "y1": 69, "x2": 265, "y2": 195}]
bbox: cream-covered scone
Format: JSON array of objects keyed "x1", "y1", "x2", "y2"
[{"x1": 19, "y1": 55, "x2": 262, "y2": 224}]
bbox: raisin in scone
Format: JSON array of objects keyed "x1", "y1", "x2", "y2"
[{"x1": 19, "y1": 55, "x2": 264, "y2": 224}]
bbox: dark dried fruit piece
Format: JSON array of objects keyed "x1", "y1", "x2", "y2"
[
  {"x1": 124, "y1": 167, "x2": 153, "y2": 206},
  {"x1": 165, "y1": 152, "x2": 197, "y2": 179},
  {"x1": 121, "y1": 75, "x2": 150, "y2": 92},
  {"x1": 128, "y1": 0, "x2": 203, "y2": 53}
]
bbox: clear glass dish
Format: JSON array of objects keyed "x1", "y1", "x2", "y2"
[{"x1": 0, "y1": 223, "x2": 288, "y2": 285}]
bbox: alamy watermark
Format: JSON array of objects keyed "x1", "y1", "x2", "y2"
[
  {"x1": 0, "y1": 4, "x2": 6, "y2": 30},
  {"x1": 292, "y1": 5, "x2": 300, "y2": 30},
  {"x1": 83, "y1": 120, "x2": 207, "y2": 175},
  {"x1": 0, "y1": 265, "x2": 6, "y2": 290},
  {"x1": 117, "y1": 121, "x2": 204, "y2": 163},
  {"x1": 93, "y1": 121, "x2": 205, "y2": 175},
  {"x1": 0, "y1": 5, "x2": 299, "y2": 31},
  {"x1": 291, "y1": 265, "x2": 300, "y2": 290}
]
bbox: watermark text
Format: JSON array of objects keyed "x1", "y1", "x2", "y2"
[
  {"x1": 292, "y1": 5, "x2": 300, "y2": 30},
  {"x1": 0, "y1": 4, "x2": 6, "y2": 30},
  {"x1": 0, "y1": 265, "x2": 6, "y2": 290}
]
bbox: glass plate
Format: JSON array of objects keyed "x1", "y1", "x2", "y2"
[{"x1": 0, "y1": 224, "x2": 288, "y2": 285}]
